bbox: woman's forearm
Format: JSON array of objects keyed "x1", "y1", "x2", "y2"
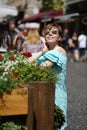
[
  {"x1": 27, "y1": 44, "x2": 48, "y2": 63},
  {"x1": 27, "y1": 51, "x2": 43, "y2": 63}
]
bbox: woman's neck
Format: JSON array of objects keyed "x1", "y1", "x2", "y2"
[{"x1": 49, "y1": 44, "x2": 59, "y2": 50}]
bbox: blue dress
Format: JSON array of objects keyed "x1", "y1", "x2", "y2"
[{"x1": 37, "y1": 50, "x2": 68, "y2": 130}]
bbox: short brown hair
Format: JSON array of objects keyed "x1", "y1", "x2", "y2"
[{"x1": 42, "y1": 23, "x2": 62, "y2": 36}]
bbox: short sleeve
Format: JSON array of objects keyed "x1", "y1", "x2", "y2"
[{"x1": 44, "y1": 50, "x2": 67, "y2": 69}]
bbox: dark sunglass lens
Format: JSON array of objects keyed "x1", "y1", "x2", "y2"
[
  {"x1": 45, "y1": 31, "x2": 50, "y2": 35},
  {"x1": 52, "y1": 30, "x2": 58, "y2": 34},
  {"x1": 45, "y1": 30, "x2": 58, "y2": 35}
]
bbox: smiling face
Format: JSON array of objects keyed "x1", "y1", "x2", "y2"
[
  {"x1": 45, "y1": 28, "x2": 59, "y2": 45},
  {"x1": 43, "y1": 24, "x2": 62, "y2": 49}
]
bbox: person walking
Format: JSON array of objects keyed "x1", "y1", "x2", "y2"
[
  {"x1": 0, "y1": 24, "x2": 11, "y2": 54},
  {"x1": 78, "y1": 31, "x2": 87, "y2": 61},
  {"x1": 9, "y1": 21, "x2": 19, "y2": 51},
  {"x1": 61, "y1": 28, "x2": 70, "y2": 52},
  {"x1": 68, "y1": 32, "x2": 79, "y2": 62},
  {"x1": 27, "y1": 23, "x2": 68, "y2": 130}
]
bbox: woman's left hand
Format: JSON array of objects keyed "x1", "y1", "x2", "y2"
[{"x1": 41, "y1": 44, "x2": 48, "y2": 53}]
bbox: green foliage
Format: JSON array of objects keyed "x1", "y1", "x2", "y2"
[
  {"x1": 0, "y1": 122, "x2": 21, "y2": 130},
  {"x1": 0, "y1": 76, "x2": 17, "y2": 97},
  {"x1": 0, "y1": 52, "x2": 58, "y2": 96},
  {"x1": 0, "y1": 52, "x2": 64, "y2": 129},
  {"x1": 53, "y1": 1, "x2": 64, "y2": 10},
  {"x1": 54, "y1": 104, "x2": 65, "y2": 129},
  {"x1": 11, "y1": 61, "x2": 58, "y2": 83},
  {"x1": 38, "y1": 0, "x2": 64, "y2": 10}
]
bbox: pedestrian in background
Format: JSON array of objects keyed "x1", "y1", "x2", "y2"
[
  {"x1": 22, "y1": 22, "x2": 46, "y2": 53},
  {"x1": 9, "y1": 21, "x2": 19, "y2": 51},
  {"x1": 12, "y1": 23, "x2": 31, "y2": 52},
  {"x1": 78, "y1": 31, "x2": 87, "y2": 61},
  {"x1": 0, "y1": 23, "x2": 11, "y2": 53},
  {"x1": 61, "y1": 28, "x2": 70, "y2": 52},
  {"x1": 68, "y1": 32, "x2": 79, "y2": 62}
]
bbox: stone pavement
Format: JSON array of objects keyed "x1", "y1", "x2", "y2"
[{"x1": 65, "y1": 61, "x2": 87, "y2": 130}]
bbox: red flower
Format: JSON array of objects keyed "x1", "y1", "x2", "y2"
[
  {"x1": 13, "y1": 73, "x2": 19, "y2": 78},
  {"x1": 0, "y1": 54, "x2": 3, "y2": 60},
  {"x1": 9, "y1": 56, "x2": 15, "y2": 61},
  {"x1": 23, "y1": 52, "x2": 32, "y2": 57}
]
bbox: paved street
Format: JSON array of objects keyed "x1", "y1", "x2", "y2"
[{"x1": 65, "y1": 61, "x2": 87, "y2": 130}]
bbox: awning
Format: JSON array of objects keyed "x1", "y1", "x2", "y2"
[
  {"x1": 53, "y1": 13, "x2": 79, "y2": 23},
  {"x1": 19, "y1": 8, "x2": 63, "y2": 23},
  {"x1": 0, "y1": 4, "x2": 18, "y2": 22},
  {"x1": 64, "y1": 0, "x2": 84, "y2": 6},
  {"x1": 54, "y1": 13, "x2": 79, "y2": 20}
]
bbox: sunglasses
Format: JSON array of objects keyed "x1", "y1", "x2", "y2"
[{"x1": 45, "y1": 30, "x2": 58, "y2": 35}]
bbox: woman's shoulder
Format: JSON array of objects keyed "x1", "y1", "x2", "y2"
[{"x1": 55, "y1": 46, "x2": 67, "y2": 56}]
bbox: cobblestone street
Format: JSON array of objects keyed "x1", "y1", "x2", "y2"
[{"x1": 65, "y1": 61, "x2": 87, "y2": 130}]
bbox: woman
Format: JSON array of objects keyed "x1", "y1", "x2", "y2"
[
  {"x1": 0, "y1": 25, "x2": 11, "y2": 53},
  {"x1": 22, "y1": 23, "x2": 45, "y2": 53},
  {"x1": 28, "y1": 23, "x2": 68, "y2": 130},
  {"x1": 13, "y1": 35, "x2": 25, "y2": 52},
  {"x1": 68, "y1": 32, "x2": 79, "y2": 61}
]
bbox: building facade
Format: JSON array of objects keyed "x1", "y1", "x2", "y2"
[
  {"x1": 5, "y1": 0, "x2": 42, "y2": 17},
  {"x1": 7, "y1": 0, "x2": 26, "y2": 9},
  {"x1": 64, "y1": 0, "x2": 87, "y2": 34},
  {"x1": 0, "y1": 0, "x2": 43, "y2": 23}
]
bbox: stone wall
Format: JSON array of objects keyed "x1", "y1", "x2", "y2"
[
  {"x1": 5, "y1": 0, "x2": 42, "y2": 17},
  {"x1": 24, "y1": 0, "x2": 42, "y2": 17},
  {"x1": 6, "y1": 0, "x2": 26, "y2": 9}
]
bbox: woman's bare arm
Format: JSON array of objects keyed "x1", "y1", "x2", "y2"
[
  {"x1": 27, "y1": 51, "x2": 43, "y2": 63},
  {"x1": 27, "y1": 44, "x2": 48, "y2": 63}
]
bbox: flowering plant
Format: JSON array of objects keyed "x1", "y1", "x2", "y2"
[
  {"x1": 0, "y1": 51, "x2": 32, "y2": 96},
  {"x1": 0, "y1": 52, "x2": 64, "y2": 129},
  {"x1": 0, "y1": 52, "x2": 32, "y2": 78},
  {"x1": 0, "y1": 51, "x2": 57, "y2": 96}
]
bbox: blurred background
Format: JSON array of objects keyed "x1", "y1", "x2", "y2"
[
  {"x1": 0, "y1": 1, "x2": 87, "y2": 130},
  {"x1": 0, "y1": 0, "x2": 87, "y2": 35}
]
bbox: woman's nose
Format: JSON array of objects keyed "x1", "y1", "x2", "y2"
[{"x1": 49, "y1": 31, "x2": 52, "y2": 35}]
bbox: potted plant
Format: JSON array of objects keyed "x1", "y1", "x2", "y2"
[
  {"x1": 0, "y1": 51, "x2": 57, "y2": 95},
  {"x1": 0, "y1": 51, "x2": 65, "y2": 130},
  {"x1": 0, "y1": 52, "x2": 32, "y2": 116}
]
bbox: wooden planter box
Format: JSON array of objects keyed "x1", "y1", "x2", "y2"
[
  {"x1": 0, "y1": 87, "x2": 28, "y2": 116},
  {"x1": 0, "y1": 82, "x2": 55, "y2": 130},
  {"x1": 27, "y1": 82, "x2": 55, "y2": 130}
]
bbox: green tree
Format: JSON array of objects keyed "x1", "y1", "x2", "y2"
[{"x1": 38, "y1": 0, "x2": 64, "y2": 11}]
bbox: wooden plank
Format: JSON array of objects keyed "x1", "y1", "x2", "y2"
[
  {"x1": 0, "y1": 88, "x2": 28, "y2": 116},
  {"x1": 27, "y1": 85, "x2": 33, "y2": 130},
  {"x1": 28, "y1": 82, "x2": 55, "y2": 130}
]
